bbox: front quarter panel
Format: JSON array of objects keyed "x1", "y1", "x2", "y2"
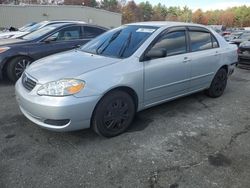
[{"x1": 74, "y1": 56, "x2": 144, "y2": 110}]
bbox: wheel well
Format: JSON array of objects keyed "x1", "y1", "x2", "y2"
[
  {"x1": 90, "y1": 86, "x2": 139, "y2": 128},
  {"x1": 103, "y1": 86, "x2": 139, "y2": 110},
  {"x1": 2, "y1": 55, "x2": 33, "y2": 74},
  {"x1": 220, "y1": 65, "x2": 228, "y2": 73}
]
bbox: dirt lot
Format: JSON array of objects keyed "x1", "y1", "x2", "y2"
[{"x1": 0, "y1": 67, "x2": 250, "y2": 188}]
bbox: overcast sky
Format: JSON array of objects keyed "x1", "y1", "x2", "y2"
[{"x1": 134, "y1": 0, "x2": 250, "y2": 11}]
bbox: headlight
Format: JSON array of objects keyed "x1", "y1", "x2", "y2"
[
  {"x1": 0, "y1": 47, "x2": 10, "y2": 53},
  {"x1": 37, "y1": 79, "x2": 85, "y2": 96}
]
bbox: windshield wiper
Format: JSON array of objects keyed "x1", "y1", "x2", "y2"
[
  {"x1": 119, "y1": 32, "x2": 132, "y2": 58},
  {"x1": 96, "y1": 30, "x2": 122, "y2": 54}
]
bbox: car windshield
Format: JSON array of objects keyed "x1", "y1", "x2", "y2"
[
  {"x1": 24, "y1": 21, "x2": 49, "y2": 33},
  {"x1": 81, "y1": 25, "x2": 158, "y2": 58},
  {"x1": 22, "y1": 26, "x2": 56, "y2": 40},
  {"x1": 239, "y1": 32, "x2": 250, "y2": 40}
]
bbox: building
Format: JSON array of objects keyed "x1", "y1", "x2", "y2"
[{"x1": 0, "y1": 5, "x2": 122, "y2": 29}]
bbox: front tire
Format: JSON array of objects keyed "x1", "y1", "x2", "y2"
[
  {"x1": 206, "y1": 68, "x2": 228, "y2": 98},
  {"x1": 6, "y1": 56, "x2": 32, "y2": 83},
  {"x1": 92, "y1": 91, "x2": 135, "y2": 137}
]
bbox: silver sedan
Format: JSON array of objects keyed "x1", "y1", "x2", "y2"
[{"x1": 15, "y1": 22, "x2": 238, "y2": 137}]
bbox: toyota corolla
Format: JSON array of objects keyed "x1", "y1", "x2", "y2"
[{"x1": 15, "y1": 22, "x2": 238, "y2": 137}]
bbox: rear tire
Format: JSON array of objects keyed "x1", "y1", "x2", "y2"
[
  {"x1": 206, "y1": 68, "x2": 227, "y2": 98},
  {"x1": 6, "y1": 56, "x2": 32, "y2": 83},
  {"x1": 92, "y1": 90, "x2": 135, "y2": 137}
]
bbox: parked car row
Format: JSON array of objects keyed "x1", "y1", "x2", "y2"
[
  {"x1": 0, "y1": 20, "x2": 87, "y2": 39},
  {"x1": 220, "y1": 30, "x2": 250, "y2": 64},
  {"x1": 13, "y1": 21, "x2": 238, "y2": 137},
  {"x1": 0, "y1": 21, "x2": 107, "y2": 82},
  {"x1": 238, "y1": 41, "x2": 250, "y2": 64}
]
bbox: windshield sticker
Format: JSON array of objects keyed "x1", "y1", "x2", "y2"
[{"x1": 136, "y1": 28, "x2": 156, "y2": 33}]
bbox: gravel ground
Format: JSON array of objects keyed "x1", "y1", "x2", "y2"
[{"x1": 0, "y1": 67, "x2": 250, "y2": 188}]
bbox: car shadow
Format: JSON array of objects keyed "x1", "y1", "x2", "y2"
[
  {"x1": 45, "y1": 91, "x2": 207, "y2": 140},
  {"x1": 0, "y1": 78, "x2": 12, "y2": 86},
  {"x1": 6, "y1": 88, "x2": 208, "y2": 144}
]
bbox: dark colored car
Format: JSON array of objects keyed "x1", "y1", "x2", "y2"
[
  {"x1": 0, "y1": 23, "x2": 107, "y2": 82},
  {"x1": 238, "y1": 41, "x2": 250, "y2": 64}
]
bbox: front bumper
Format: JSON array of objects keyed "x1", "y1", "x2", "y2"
[
  {"x1": 228, "y1": 63, "x2": 236, "y2": 76},
  {"x1": 15, "y1": 78, "x2": 101, "y2": 132},
  {"x1": 238, "y1": 52, "x2": 250, "y2": 64},
  {"x1": 238, "y1": 51, "x2": 250, "y2": 60}
]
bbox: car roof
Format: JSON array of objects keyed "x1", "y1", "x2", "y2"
[
  {"x1": 38, "y1": 21, "x2": 107, "y2": 29},
  {"x1": 127, "y1": 21, "x2": 207, "y2": 28},
  {"x1": 46, "y1": 20, "x2": 86, "y2": 24},
  {"x1": 42, "y1": 22, "x2": 78, "y2": 28},
  {"x1": 41, "y1": 22, "x2": 108, "y2": 30}
]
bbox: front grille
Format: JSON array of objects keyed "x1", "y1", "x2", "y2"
[{"x1": 22, "y1": 73, "x2": 37, "y2": 91}]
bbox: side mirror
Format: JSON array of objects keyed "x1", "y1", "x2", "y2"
[
  {"x1": 44, "y1": 36, "x2": 57, "y2": 43},
  {"x1": 144, "y1": 48, "x2": 167, "y2": 61}
]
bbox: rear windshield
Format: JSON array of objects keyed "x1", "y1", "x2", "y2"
[{"x1": 81, "y1": 25, "x2": 158, "y2": 58}]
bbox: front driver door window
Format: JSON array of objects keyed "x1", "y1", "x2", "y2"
[
  {"x1": 49, "y1": 26, "x2": 81, "y2": 41},
  {"x1": 143, "y1": 29, "x2": 190, "y2": 105},
  {"x1": 33, "y1": 26, "x2": 83, "y2": 59}
]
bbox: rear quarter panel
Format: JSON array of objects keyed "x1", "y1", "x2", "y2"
[{"x1": 213, "y1": 30, "x2": 238, "y2": 68}]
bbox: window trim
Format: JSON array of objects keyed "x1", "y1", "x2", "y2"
[
  {"x1": 211, "y1": 34, "x2": 219, "y2": 48},
  {"x1": 140, "y1": 26, "x2": 189, "y2": 62},
  {"x1": 187, "y1": 26, "x2": 220, "y2": 53}
]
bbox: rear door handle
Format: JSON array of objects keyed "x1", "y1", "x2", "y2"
[{"x1": 183, "y1": 57, "x2": 191, "y2": 63}]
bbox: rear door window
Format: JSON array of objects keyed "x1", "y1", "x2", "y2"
[
  {"x1": 83, "y1": 26, "x2": 106, "y2": 38},
  {"x1": 189, "y1": 31, "x2": 212, "y2": 52}
]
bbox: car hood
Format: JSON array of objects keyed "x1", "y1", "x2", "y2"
[
  {"x1": 0, "y1": 31, "x2": 28, "y2": 39},
  {"x1": 230, "y1": 39, "x2": 245, "y2": 44},
  {"x1": 239, "y1": 41, "x2": 250, "y2": 49},
  {"x1": 26, "y1": 50, "x2": 121, "y2": 83},
  {"x1": 0, "y1": 38, "x2": 28, "y2": 46},
  {"x1": 10, "y1": 32, "x2": 29, "y2": 39}
]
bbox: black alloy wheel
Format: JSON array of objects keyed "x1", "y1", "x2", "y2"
[
  {"x1": 206, "y1": 68, "x2": 228, "y2": 98},
  {"x1": 92, "y1": 90, "x2": 135, "y2": 137},
  {"x1": 6, "y1": 56, "x2": 32, "y2": 82}
]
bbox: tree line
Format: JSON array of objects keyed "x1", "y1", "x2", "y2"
[{"x1": 1, "y1": 0, "x2": 250, "y2": 27}]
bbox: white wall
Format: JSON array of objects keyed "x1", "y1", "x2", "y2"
[{"x1": 0, "y1": 5, "x2": 122, "y2": 29}]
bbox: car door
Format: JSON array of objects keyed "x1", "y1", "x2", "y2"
[
  {"x1": 187, "y1": 27, "x2": 221, "y2": 91},
  {"x1": 31, "y1": 25, "x2": 87, "y2": 60},
  {"x1": 143, "y1": 27, "x2": 191, "y2": 106}
]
